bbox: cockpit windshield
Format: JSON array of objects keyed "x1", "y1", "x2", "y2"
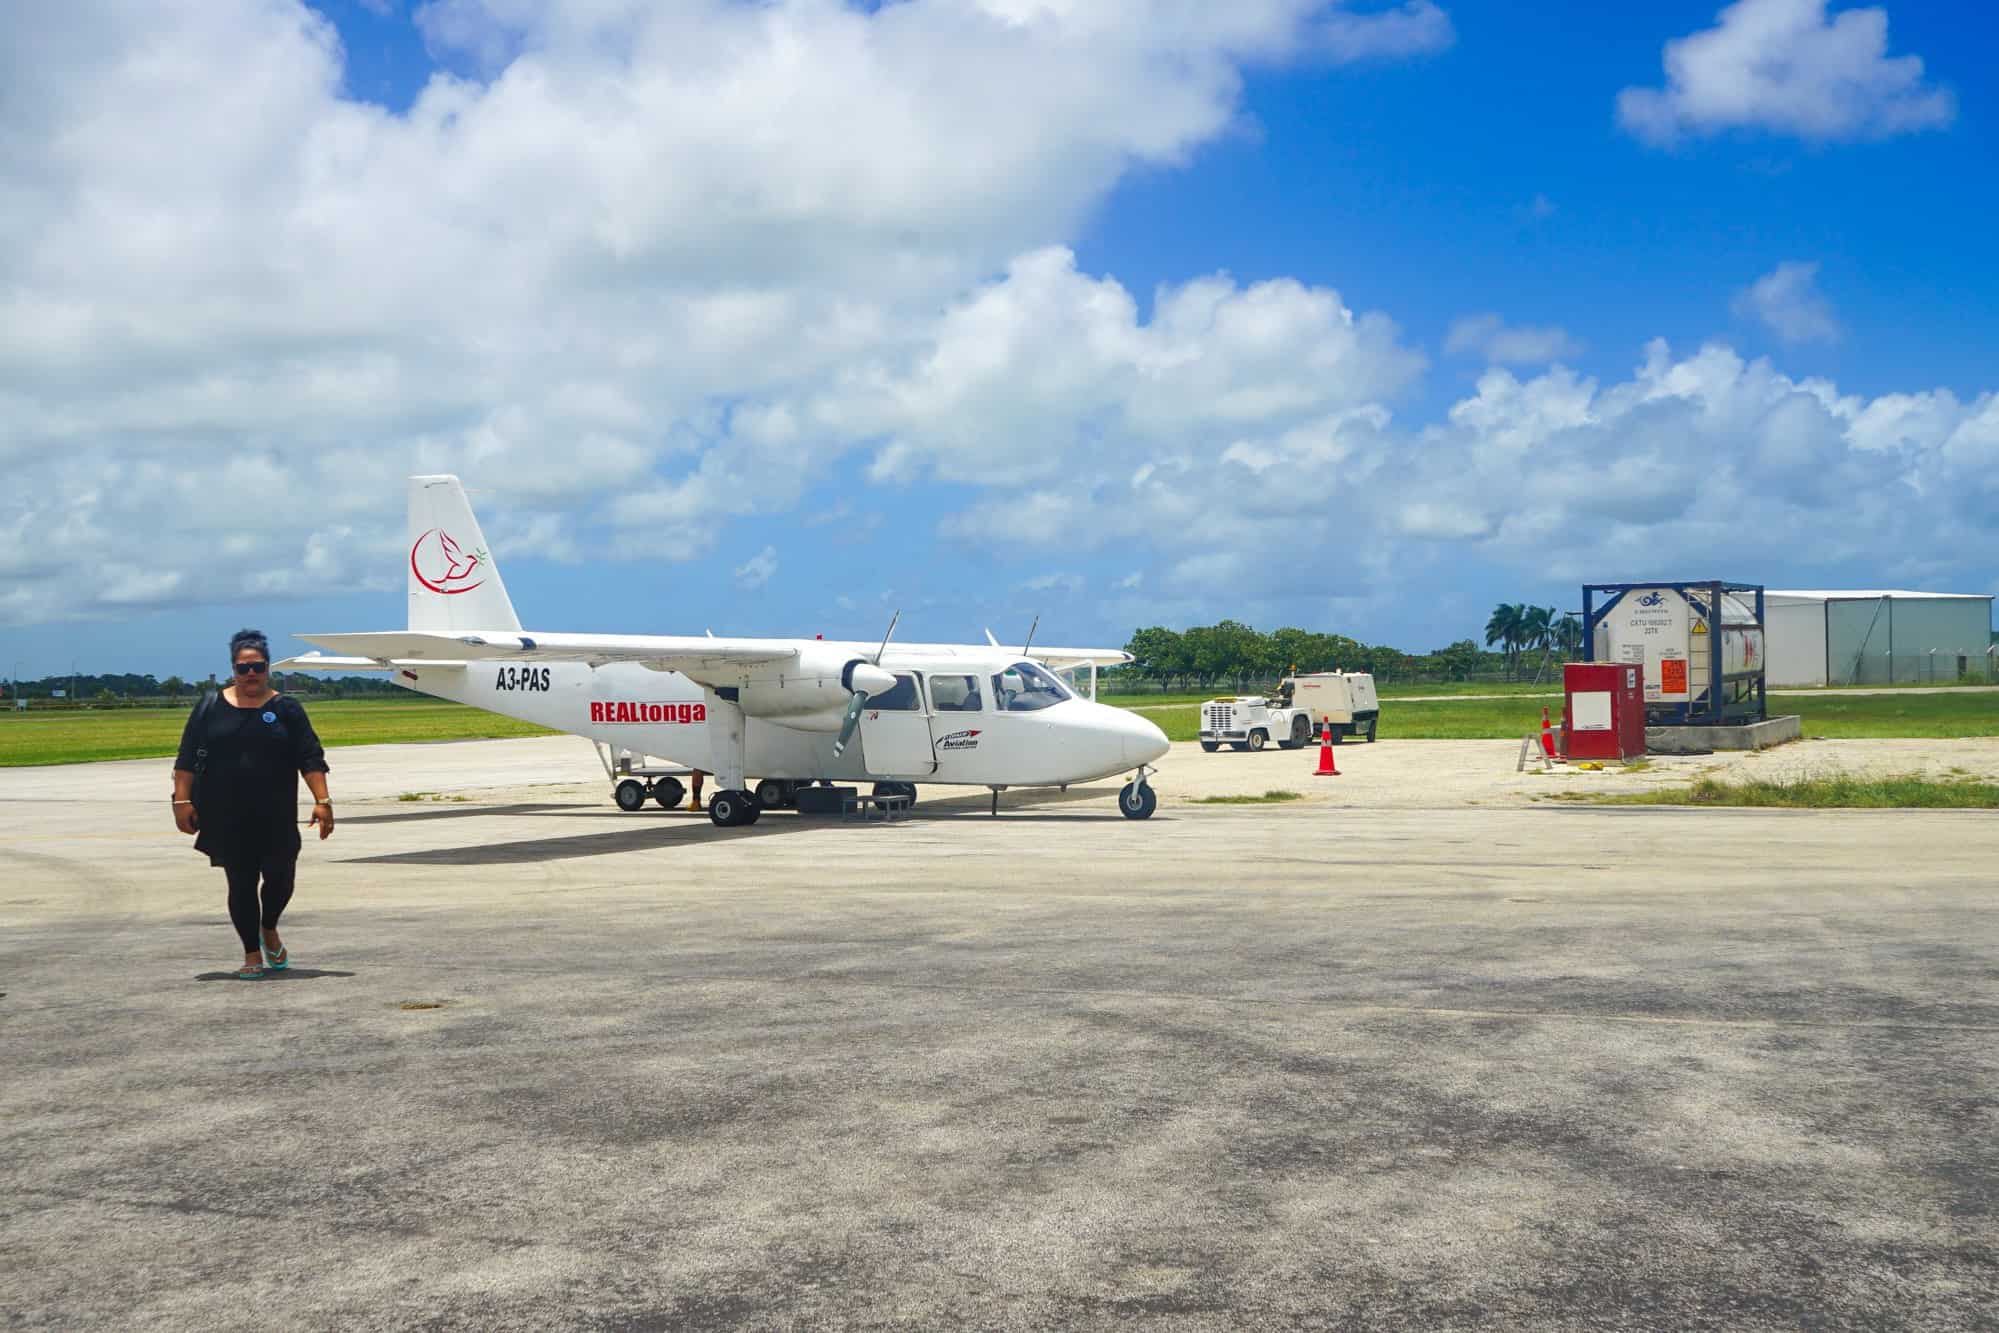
[{"x1": 992, "y1": 661, "x2": 1073, "y2": 712}]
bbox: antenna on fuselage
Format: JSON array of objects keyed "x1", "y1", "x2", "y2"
[
  {"x1": 874, "y1": 610, "x2": 901, "y2": 664},
  {"x1": 1021, "y1": 614, "x2": 1040, "y2": 657}
]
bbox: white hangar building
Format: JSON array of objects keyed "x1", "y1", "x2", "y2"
[{"x1": 1765, "y1": 590, "x2": 1996, "y2": 687}]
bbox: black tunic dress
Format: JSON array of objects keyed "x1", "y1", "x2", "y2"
[{"x1": 175, "y1": 693, "x2": 330, "y2": 870}]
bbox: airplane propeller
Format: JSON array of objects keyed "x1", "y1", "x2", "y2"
[{"x1": 833, "y1": 612, "x2": 900, "y2": 757}]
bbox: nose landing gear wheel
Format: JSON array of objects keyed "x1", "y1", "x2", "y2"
[
  {"x1": 615, "y1": 778, "x2": 647, "y2": 812},
  {"x1": 652, "y1": 777, "x2": 685, "y2": 809},
  {"x1": 708, "y1": 789, "x2": 762, "y2": 827},
  {"x1": 1118, "y1": 782, "x2": 1157, "y2": 820}
]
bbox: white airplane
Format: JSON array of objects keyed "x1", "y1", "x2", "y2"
[{"x1": 279, "y1": 476, "x2": 1170, "y2": 826}]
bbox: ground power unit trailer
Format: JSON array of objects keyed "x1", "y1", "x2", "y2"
[{"x1": 1199, "y1": 672, "x2": 1380, "y2": 752}]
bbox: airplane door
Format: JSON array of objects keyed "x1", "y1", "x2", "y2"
[{"x1": 858, "y1": 673, "x2": 937, "y2": 776}]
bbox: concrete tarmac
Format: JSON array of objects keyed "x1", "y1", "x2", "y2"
[{"x1": 3, "y1": 738, "x2": 1996, "y2": 1329}]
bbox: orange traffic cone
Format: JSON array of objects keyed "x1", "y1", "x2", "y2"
[
  {"x1": 1313, "y1": 716, "x2": 1340, "y2": 777},
  {"x1": 1539, "y1": 707, "x2": 1561, "y2": 761}
]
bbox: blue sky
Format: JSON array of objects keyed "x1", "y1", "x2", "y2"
[{"x1": 3, "y1": 0, "x2": 1994, "y2": 681}]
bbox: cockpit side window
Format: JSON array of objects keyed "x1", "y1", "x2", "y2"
[
  {"x1": 991, "y1": 661, "x2": 1073, "y2": 712},
  {"x1": 870, "y1": 673, "x2": 922, "y2": 711},
  {"x1": 929, "y1": 673, "x2": 982, "y2": 712}
]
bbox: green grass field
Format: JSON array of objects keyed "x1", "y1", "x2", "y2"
[
  {"x1": 1138, "y1": 691, "x2": 1999, "y2": 744},
  {"x1": 1558, "y1": 774, "x2": 1999, "y2": 809},
  {"x1": 2, "y1": 686, "x2": 1993, "y2": 767},
  {"x1": 0, "y1": 700, "x2": 558, "y2": 767}
]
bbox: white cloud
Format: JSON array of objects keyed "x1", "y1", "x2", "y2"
[
  {"x1": 3, "y1": 0, "x2": 1440, "y2": 625},
  {"x1": 2, "y1": 0, "x2": 1994, "y2": 640},
  {"x1": 1445, "y1": 314, "x2": 1584, "y2": 365},
  {"x1": 733, "y1": 546, "x2": 778, "y2": 591},
  {"x1": 1618, "y1": 0, "x2": 1956, "y2": 146},
  {"x1": 925, "y1": 332, "x2": 1999, "y2": 603},
  {"x1": 833, "y1": 246, "x2": 1424, "y2": 490},
  {"x1": 1023, "y1": 572, "x2": 1085, "y2": 595},
  {"x1": 1315, "y1": 1, "x2": 1455, "y2": 64},
  {"x1": 1734, "y1": 261, "x2": 1841, "y2": 344},
  {"x1": 1115, "y1": 572, "x2": 1144, "y2": 590}
]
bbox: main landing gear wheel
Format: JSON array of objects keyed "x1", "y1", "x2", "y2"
[
  {"x1": 708, "y1": 789, "x2": 761, "y2": 828},
  {"x1": 652, "y1": 777, "x2": 684, "y2": 809},
  {"x1": 1118, "y1": 782, "x2": 1158, "y2": 820},
  {"x1": 754, "y1": 778, "x2": 791, "y2": 808},
  {"x1": 615, "y1": 778, "x2": 647, "y2": 812},
  {"x1": 872, "y1": 781, "x2": 917, "y2": 805}
]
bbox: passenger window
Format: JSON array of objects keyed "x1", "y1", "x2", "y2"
[
  {"x1": 930, "y1": 674, "x2": 982, "y2": 712},
  {"x1": 870, "y1": 673, "x2": 922, "y2": 712}
]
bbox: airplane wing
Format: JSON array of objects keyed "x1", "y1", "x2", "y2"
[
  {"x1": 1025, "y1": 646, "x2": 1133, "y2": 669},
  {"x1": 298, "y1": 630, "x2": 798, "y2": 680},
  {"x1": 272, "y1": 653, "x2": 468, "y2": 673}
]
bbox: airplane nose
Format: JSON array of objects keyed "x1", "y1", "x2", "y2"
[{"x1": 1117, "y1": 709, "x2": 1171, "y2": 766}]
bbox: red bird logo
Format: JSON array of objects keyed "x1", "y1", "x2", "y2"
[{"x1": 410, "y1": 528, "x2": 486, "y2": 595}]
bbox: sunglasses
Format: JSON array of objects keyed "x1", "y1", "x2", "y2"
[{"x1": 233, "y1": 660, "x2": 270, "y2": 675}]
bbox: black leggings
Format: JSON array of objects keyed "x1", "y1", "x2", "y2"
[{"x1": 223, "y1": 860, "x2": 297, "y2": 953}]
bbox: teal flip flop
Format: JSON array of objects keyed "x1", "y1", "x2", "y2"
[
  {"x1": 233, "y1": 962, "x2": 264, "y2": 980},
  {"x1": 262, "y1": 943, "x2": 289, "y2": 972}
]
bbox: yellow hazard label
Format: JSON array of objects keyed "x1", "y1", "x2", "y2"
[{"x1": 1691, "y1": 621, "x2": 1709, "y2": 635}]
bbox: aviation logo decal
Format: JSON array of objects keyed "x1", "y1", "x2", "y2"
[
  {"x1": 410, "y1": 528, "x2": 487, "y2": 595},
  {"x1": 937, "y1": 729, "x2": 982, "y2": 751},
  {"x1": 591, "y1": 701, "x2": 707, "y2": 725}
]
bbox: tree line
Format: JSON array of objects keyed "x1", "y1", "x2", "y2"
[
  {"x1": 1120, "y1": 622, "x2": 1479, "y2": 688},
  {"x1": 1118, "y1": 604, "x2": 1587, "y2": 689},
  {"x1": 1, "y1": 672, "x2": 411, "y2": 706}
]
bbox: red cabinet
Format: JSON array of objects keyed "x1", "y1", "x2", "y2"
[{"x1": 1564, "y1": 663, "x2": 1646, "y2": 761}]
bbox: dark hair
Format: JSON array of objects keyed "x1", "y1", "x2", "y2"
[{"x1": 229, "y1": 628, "x2": 270, "y2": 661}]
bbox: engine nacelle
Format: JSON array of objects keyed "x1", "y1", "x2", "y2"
[{"x1": 727, "y1": 649, "x2": 898, "y2": 732}]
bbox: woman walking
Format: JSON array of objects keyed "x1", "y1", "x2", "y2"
[{"x1": 173, "y1": 630, "x2": 334, "y2": 979}]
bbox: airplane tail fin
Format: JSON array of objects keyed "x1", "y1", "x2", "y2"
[{"x1": 407, "y1": 475, "x2": 521, "y2": 632}]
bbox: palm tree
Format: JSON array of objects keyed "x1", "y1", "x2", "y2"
[
  {"x1": 1520, "y1": 605, "x2": 1557, "y2": 683},
  {"x1": 1555, "y1": 614, "x2": 1584, "y2": 660},
  {"x1": 1485, "y1": 603, "x2": 1525, "y2": 680}
]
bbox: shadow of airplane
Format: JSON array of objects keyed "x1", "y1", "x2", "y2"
[
  {"x1": 339, "y1": 803, "x2": 582, "y2": 825},
  {"x1": 339, "y1": 786, "x2": 1145, "y2": 866}
]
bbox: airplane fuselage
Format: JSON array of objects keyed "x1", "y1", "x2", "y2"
[{"x1": 394, "y1": 656, "x2": 1163, "y2": 789}]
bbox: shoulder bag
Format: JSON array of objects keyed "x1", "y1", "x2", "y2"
[{"x1": 188, "y1": 690, "x2": 219, "y2": 816}]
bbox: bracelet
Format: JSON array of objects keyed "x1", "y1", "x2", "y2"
[
  {"x1": 172, "y1": 800, "x2": 193, "y2": 807},
  {"x1": 313, "y1": 800, "x2": 332, "y2": 807}
]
